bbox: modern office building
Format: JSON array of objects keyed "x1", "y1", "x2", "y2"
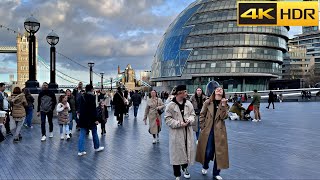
[
  {"x1": 281, "y1": 42, "x2": 314, "y2": 80},
  {"x1": 150, "y1": 0, "x2": 289, "y2": 92}
]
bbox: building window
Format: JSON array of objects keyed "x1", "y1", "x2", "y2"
[{"x1": 211, "y1": 63, "x2": 216, "y2": 68}]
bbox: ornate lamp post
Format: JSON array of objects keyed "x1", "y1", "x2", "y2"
[
  {"x1": 24, "y1": 15, "x2": 40, "y2": 93},
  {"x1": 88, "y1": 62, "x2": 95, "y2": 86},
  {"x1": 46, "y1": 30, "x2": 59, "y2": 92},
  {"x1": 100, "y1": 72, "x2": 104, "y2": 90}
]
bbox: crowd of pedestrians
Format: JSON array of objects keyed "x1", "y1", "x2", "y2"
[{"x1": 2, "y1": 79, "x2": 290, "y2": 179}]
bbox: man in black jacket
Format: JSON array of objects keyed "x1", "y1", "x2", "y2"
[
  {"x1": 130, "y1": 90, "x2": 142, "y2": 118},
  {"x1": 37, "y1": 82, "x2": 57, "y2": 142},
  {"x1": 77, "y1": 84, "x2": 104, "y2": 156}
]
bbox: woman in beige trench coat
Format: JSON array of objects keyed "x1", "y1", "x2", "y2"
[
  {"x1": 143, "y1": 90, "x2": 165, "y2": 144},
  {"x1": 196, "y1": 87, "x2": 229, "y2": 180},
  {"x1": 165, "y1": 85, "x2": 196, "y2": 180}
]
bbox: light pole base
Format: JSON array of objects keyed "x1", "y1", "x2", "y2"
[
  {"x1": 49, "y1": 82, "x2": 59, "y2": 93},
  {"x1": 25, "y1": 80, "x2": 40, "y2": 94}
]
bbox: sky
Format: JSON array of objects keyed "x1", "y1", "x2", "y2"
[{"x1": 0, "y1": 0, "x2": 313, "y2": 85}]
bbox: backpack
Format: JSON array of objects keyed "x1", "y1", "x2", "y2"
[{"x1": 40, "y1": 95, "x2": 53, "y2": 113}]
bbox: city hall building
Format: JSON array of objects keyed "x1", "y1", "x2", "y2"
[{"x1": 150, "y1": 0, "x2": 289, "y2": 93}]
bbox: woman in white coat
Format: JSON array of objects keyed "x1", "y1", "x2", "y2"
[{"x1": 165, "y1": 85, "x2": 196, "y2": 180}]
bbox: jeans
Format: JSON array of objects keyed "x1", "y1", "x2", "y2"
[
  {"x1": 59, "y1": 124, "x2": 70, "y2": 135},
  {"x1": 68, "y1": 113, "x2": 74, "y2": 131},
  {"x1": 14, "y1": 119, "x2": 25, "y2": 139},
  {"x1": 173, "y1": 164, "x2": 188, "y2": 177},
  {"x1": 78, "y1": 126, "x2": 100, "y2": 152},
  {"x1": 25, "y1": 107, "x2": 33, "y2": 127},
  {"x1": 133, "y1": 105, "x2": 139, "y2": 117},
  {"x1": 203, "y1": 127, "x2": 220, "y2": 176},
  {"x1": 41, "y1": 111, "x2": 53, "y2": 136}
]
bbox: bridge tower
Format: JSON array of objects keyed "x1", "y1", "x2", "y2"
[{"x1": 16, "y1": 32, "x2": 38, "y2": 88}]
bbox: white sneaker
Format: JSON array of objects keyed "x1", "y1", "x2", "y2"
[
  {"x1": 41, "y1": 135, "x2": 46, "y2": 142},
  {"x1": 215, "y1": 175, "x2": 223, "y2": 180},
  {"x1": 66, "y1": 134, "x2": 70, "y2": 140},
  {"x1": 258, "y1": 119, "x2": 262, "y2": 122},
  {"x1": 157, "y1": 138, "x2": 160, "y2": 143},
  {"x1": 175, "y1": 177, "x2": 180, "y2": 180},
  {"x1": 49, "y1": 132, "x2": 54, "y2": 138},
  {"x1": 78, "y1": 152, "x2": 87, "y2": 156},
  {"x1": 252, "y1": 119, "x2": 258, "y2": 122},
  {"x1": 183, "y1": 168, "x2": 190, "y2": 179},
  {"x1": 60, "y1": 135, "x2": 64, "y2": 140},
  {"x1": 95, "y1": 147, "x2": 104, "y2": 152},
  {"x1": 152, "y1": 138, "x2": 157, "y2": 144},
  {"x1": 201, "y1": 168, "x2": 208, "y2": 175},
  {"x1": 196, "y1": 140, "x2": 198, "y2": 145}
]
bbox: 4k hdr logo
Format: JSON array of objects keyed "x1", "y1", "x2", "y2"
[{"x1": 237, "y1": 1, "x2": 319, "y2": 26}]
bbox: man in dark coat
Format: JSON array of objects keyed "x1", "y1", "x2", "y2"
[
  {"x1": 37, "y1": 82, "x2": 57, "y2": 141},
  {"x1": 113, "y1": 87, "x2": 126, "y2": 126},
  {"x1": 266, "y1": 91, "x2": 275, "y2": 109},
  {"x1": 72, "y1": 82, "x2": 84, "y2": 128},
  {"x1": 77, "y1": 84, "x2": 104, "y2": 156},
  {"x1": 130, "y1": 90, "x2": 142, "y2": 118}
]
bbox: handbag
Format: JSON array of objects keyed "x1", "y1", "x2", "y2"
[{"x1": 157, "y1": 99, "x2": 164, "y2": 115}]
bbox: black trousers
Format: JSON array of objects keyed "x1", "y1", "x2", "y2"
[
  {"x1": 173, "y1": 164, "x2": 188, "y2": 177},
  {"x1": 267, "y1": 101, "x2": 275, "y2": 109},
  {"x1": 4, "y1": 111, "x2": 10, "y2": 133},
  {"x1": 117, "y1": 113, "x2": 123, "y2": 125}
]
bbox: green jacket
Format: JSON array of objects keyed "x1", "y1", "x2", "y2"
[{"x1": 252, "y1": 93, "x2": 261, "y2": 106}]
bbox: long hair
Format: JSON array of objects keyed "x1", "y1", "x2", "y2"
[
  {"x1": 149, "y1": 90, "x2": 158, "y2": 98},
  {"x1": 194, "y1": 87, "x2": 205, "y2": 97},
  {"x1": 23, "y1": 88, "x2": 31, "y2": 96},
  {"x1": 209, "y1": 87, "x2": 226, "y2": 102},
  {"x1": 13, "y1": 87, "x2": 22, "y2": 94}
]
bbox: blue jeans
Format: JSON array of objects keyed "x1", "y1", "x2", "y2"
[
  {"x1": 78, "y1": 126, "x2": 100, "y2": 152},
  {"x1": 68, "y1": 113, "x2": 74, "y2": 131},
  {"x1": 203, "y1": 128, "x2": 220, "y2": 176},
  {"x1": 25, "y1": 107, "x2": 33, "y2": 127},
  {"x1": 133, "y1": 105, "x2": 139, "y2": 117},
  {"x1": 60, "y1": 124, "x2": 70, "y2": 135}
]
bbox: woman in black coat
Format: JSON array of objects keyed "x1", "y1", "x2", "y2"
[
  {"x1": 77, "y1": 85, "x2": 104, "y2": 156},
  {"x1": 113, "y1": 87, "x2": 126, "y2": 126}
]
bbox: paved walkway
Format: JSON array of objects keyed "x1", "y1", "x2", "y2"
[{"x1": 1, "y1": 100, "x2": 320, "y2": 179}]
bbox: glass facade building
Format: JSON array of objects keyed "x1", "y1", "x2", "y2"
[{"x1": 150, "y1": 0, "x2": 289, "y2": 93}]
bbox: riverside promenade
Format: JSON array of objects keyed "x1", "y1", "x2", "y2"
[{"x1": 1, "y1": 100, "x2": 320, "y2": 179}]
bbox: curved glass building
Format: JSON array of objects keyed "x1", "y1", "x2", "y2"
[{"x1": 151, "y1": 0, "x2": 289, "y2": 92}]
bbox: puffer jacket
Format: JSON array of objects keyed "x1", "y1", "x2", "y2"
[{"x1": 10, "y1": 93, "x2": 28, "y2": 119}]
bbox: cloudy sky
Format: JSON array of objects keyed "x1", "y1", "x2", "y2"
[{"x1": 0, "y1": 0, "x2": 308, "y2": 85}]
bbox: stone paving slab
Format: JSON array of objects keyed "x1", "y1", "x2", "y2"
[{"x1": 1, "y1": 100, "x2": 320, "y2": 179}]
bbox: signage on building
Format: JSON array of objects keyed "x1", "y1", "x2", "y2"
[{"x1": 237, "y1": 1, "x2": 319, "y2": 26}]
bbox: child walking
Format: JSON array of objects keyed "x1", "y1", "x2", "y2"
[
  {"x1": 57, "y1": 95, "x2": 71, "y2": 140},
  {"x1": 97, "y1": 101, "x2": 108, "y2": 135}
]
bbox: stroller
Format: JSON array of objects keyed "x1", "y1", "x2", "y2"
[{"x1": 243, "y1": 104, "x2": 254, "y2": 121}]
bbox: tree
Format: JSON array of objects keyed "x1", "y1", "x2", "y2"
[{"x1": 304, "y1": 65, "x2": 320, "y2": 87}]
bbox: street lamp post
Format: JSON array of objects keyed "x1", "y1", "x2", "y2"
[
  {"x1": 100, "y1": 73, "x2": 104, "y2": 90},
  {"x1": 46, "y1": 30, "x2": 59, "y2": 92},
  {"x1": 110, "y1": 77, "x2": 113, "y2": 91},
  {"x1": 88, "y1": 62, "x2": 95, "y2": 86},
  {"x1": 24, "y1": 15, "x2": 40, "y2": 93}
]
